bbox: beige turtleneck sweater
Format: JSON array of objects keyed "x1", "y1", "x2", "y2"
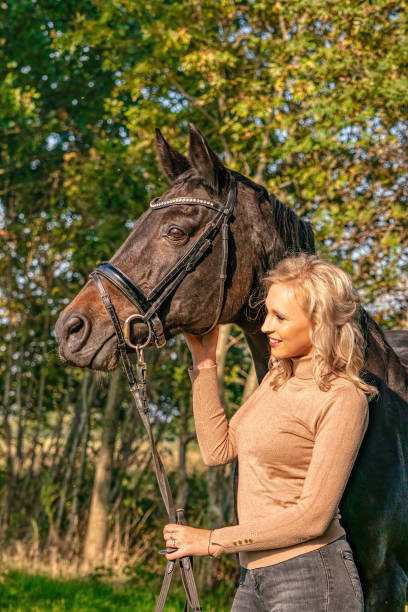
[{"x1": 188, "y1": 354, "x2": 369, "y2": 569}]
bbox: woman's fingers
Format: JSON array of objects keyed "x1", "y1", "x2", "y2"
[
  {"x1": 163, "y1": 523, "x2": 182, "y2": 548},
  {"x1": 165, "y1": 547, "x2": 187, "y2": 561},
  {"x1": 162, "y1": 524, "x2": 212, "y2": 558},
  {"x1": 202, "y1": 327, "x2": 219, "y2": 351},
  {"x1": 163, "y1": 524, "x2": 192, "y2": 551},
  {"x1": 183, "y1": 332, "x2": 204, "y2": 351},
  {"x1": 163, "y1": 524, "x2": 185, "y2": 559},
  {"x1": 165, "y1": 534, "x2": 178, "y2": 547},
  {"x1": 183, "y1": 326, "x2": 219, "y2": 364},
  {"x1": 163, "y1": 523, "x2": 178, "y2": 536},
  {"x1": 183, "y1": 326, "x2": 219, "y2": 345}
]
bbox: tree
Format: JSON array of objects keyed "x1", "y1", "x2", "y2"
[
  {"x1": 1, "y1": 0, "x2": 406, "y2": 578},
  {"x1": 55, "y1": 0, "x2": 407, "y2": 318}
]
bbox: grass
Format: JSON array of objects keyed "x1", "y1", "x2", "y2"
[
  {"x1": 0, "y1": 568, "x2": 234, "y2": 611},
  {"x1": 1, "y1": 568, "x2": 407, "y2": 611}
]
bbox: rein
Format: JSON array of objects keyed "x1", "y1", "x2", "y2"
[{"x1": 89, "y1": 175, "x2": 238, "y2": 611}]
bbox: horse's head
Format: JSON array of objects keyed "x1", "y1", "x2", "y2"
[{"x1": 55, "y1": 124, "x2": 265, "y2": 370}]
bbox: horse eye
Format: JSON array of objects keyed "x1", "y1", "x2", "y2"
[{"x1": 168, "y1": 227, "x2": 185, "y2": 239}]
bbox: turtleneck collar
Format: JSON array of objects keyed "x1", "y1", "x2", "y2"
[{"x1": 291, "y1": 353, "x2": 314, "y2": 380}]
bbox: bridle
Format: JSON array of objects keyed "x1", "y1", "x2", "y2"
[
  {"x1": 89, "y1": 175, "x2": 238, "y2": 612},
  {"x1": 91, "y1": 175, "x2": 237, "y2": 351}
]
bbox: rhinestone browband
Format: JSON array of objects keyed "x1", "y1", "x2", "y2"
[
  {"x1": 150, "y1": 196, "x2": 222, "y2": 207},
  {"x1": 149, "y1": 196, "x2": 229, "y2": 214}
]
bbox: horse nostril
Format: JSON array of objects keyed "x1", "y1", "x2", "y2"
[
  {"x1": 64, "y1": 313, "x2": 91, "y2": 351},
  {"x1": 66, "y1": 316, "x2": 83, "y2": 335}
]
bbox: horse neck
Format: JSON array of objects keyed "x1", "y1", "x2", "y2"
[{"x1": 230, "y1": 178, "x2": 315, "y2": 381}]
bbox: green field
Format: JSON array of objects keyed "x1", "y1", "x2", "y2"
[
  {"x1": 0, "y1": 569, "x2": 234, "y2": 612},
  {"x1": 2, "y1": 569, "x2": 408, "y2": 612}
]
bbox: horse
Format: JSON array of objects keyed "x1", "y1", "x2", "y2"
[
  {"x1": 55, "y1": 123, "x2": 408, "y2": 611},
  {"x1": 384, "y1": 331, "x2": 408, "y2": 369}
]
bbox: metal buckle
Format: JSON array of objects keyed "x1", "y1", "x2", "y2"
[{"x1": 123, "y1": 313, "x2": 153, "y2": 349}]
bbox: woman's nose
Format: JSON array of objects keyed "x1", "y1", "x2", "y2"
[{"x1": 261, "y1": 316, "x2": 274, "y2": 335}]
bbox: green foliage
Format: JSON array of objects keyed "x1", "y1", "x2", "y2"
[
  {"x1": 0, "y1": 0, "x2": 406, "y2": 582},
  {"x1": 45, "y1": 0, "x2": 408, "y2": 318}
]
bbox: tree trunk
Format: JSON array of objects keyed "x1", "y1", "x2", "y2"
[
  {"x1": 82, "y1": 368, "x2": 122, "y2": 568},
  {"x1": 0, "y1": 333, "x2": 15, "y2": 535},
  {"x1": 24, "y1": 301, "x2": 50, "y2": 485},
  {"x1": 54, "y1": 371, "x2": 95, "y2": 537},
  {"x1": 48, "y1": 388, "x2": 71, "y2": 479},
  {"x1": 64, "y1": 397, "x2": 90, "y2": 551},
  {"x1": 109, "y1": 398, "x2": 138, "y2": 504}
]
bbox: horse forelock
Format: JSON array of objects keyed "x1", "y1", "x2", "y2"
[{"x1": 170, "y1": 167, "x2": 231, "y2": 200}]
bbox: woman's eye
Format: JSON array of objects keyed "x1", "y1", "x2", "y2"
[
  {"x1": 167, "y1": 227, "x2": 186, "y2": 240},
  {"x1": 276, "y1": 314, "x2": 284, "y2": 321}
]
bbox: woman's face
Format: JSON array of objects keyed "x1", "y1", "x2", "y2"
[{"x1": 261, "y1": 282, "x2": 314, "y2": 359}]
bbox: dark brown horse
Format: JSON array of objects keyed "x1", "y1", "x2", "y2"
[
  {"x1": 55, "y1": 124, "x2": 408, "y2": 611},
  {"x1": 384, "y1": 331, "x2": 408, "y2": 369}
]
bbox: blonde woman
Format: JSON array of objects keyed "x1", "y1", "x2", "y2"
[{"x1": 162, "y1": 253, "x2": 378, "y2": 611}]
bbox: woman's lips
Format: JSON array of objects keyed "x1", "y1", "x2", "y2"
[{"x1": 269, "y1": 339, "x2": 282, "y2": 347}]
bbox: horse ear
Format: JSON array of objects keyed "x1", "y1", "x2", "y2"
[
  {"x1": 155, "y1": 128, "x2": 191, "y2": 183},
  {"x1": 188, "y1": 123, "x2": 228, "y2": 193}
]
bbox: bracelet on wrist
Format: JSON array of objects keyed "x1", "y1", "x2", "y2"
[{"x1": 208, "y1": 530, "x2": 214, "y2": 557}]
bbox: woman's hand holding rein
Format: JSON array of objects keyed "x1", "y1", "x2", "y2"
[{"x1": 183, "y1": 326, "x2": 219, "y2": 369}]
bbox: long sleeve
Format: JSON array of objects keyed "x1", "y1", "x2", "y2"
[
  {"x1": 188, "y1": 365, "x2": 237, "y2": 466},
  {"x1": 208, "y1": 383, "x2": 369, "y2": 558}
]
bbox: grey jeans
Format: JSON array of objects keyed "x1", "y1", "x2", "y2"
[{"x1": 230, "y1": 536, "x2": 364, "y2": 611}]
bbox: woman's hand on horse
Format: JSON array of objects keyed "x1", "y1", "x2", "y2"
[
  {"x1": 183, "y1": 326, "x2": 219, "y2": 369},
  {"x1": 163, "y1": 523, "x2": 215, "y2": 560}
]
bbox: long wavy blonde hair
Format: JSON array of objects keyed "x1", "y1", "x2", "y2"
[{"x1": 262, "y1": 253, "x2": 379, "y2": 400}]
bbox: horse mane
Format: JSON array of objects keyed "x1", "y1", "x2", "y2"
[
  {"x1": 269, "y1": 196, "x2": 315, "y2": 260},
  {"x1": 230, "y1": 170, "x2": 315, "y2": 266},
  {"x1": 227, "y1": 170, "x2": 315, "y2": 321}
]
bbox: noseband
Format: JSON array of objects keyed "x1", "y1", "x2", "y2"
[{"x1": 88, "y1": 175, "x2": 237, "y2": 612}]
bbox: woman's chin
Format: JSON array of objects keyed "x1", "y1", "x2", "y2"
[{"x1": 270, "y1": 344, "x2": 284, "y2": 355}]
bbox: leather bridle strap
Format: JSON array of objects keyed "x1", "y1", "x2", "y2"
[
  {"x1": 93, "y1": 263, "x2": 167, "y2": 349},
  {"x1": 147, "y1": 178, "x2": 236, "y2": 305},
  {"x1": 93, "y1": 175, "x2": 237, "y2": 348},
  {"x1": 89, "y1": 272, "x2": 201, "y2": 612}
]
